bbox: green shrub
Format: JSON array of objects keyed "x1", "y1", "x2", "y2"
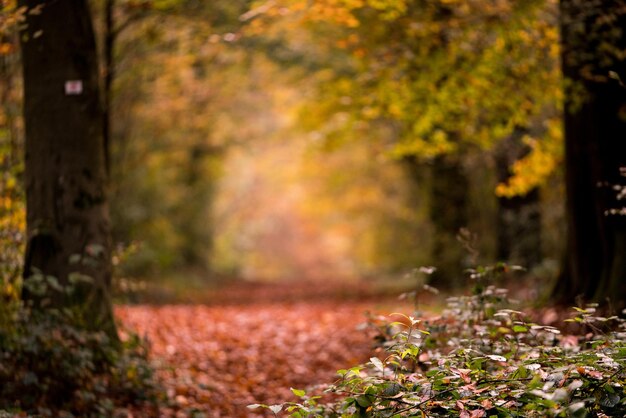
[
  {"x1": 0, "y1": 276, "x2": 162, "y2": 417},
  {"x1": 251, "y1": 263, "x2": 626, "y2": 417}
]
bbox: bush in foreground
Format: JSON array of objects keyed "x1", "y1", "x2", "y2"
[
  {"x1": 0, "y1": 274, "x2": 162, "y2": 417},
  {"x1": 252, "y1": 264, "x2": 626, "y2": 417}
]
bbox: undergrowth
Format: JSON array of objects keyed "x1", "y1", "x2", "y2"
[
  {"x1": 0, "y1": 274, "x2": 163, "y2": 417},
  {"x1": 251, "y1": 263, "x2": 626, "y2": 417}
]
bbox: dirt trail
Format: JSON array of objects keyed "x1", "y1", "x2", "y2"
[{"x1": 116, "y1": 283, "x2": 404, "y2": 417}]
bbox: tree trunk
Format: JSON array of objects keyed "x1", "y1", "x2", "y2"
[
  {"x1": 179, "y1": 144, "x2": 219, "y2": 270},
  {"x1": 554, "y1": 0, "x2": 626, "y2": 311},
  {"x1": 102, "y1": 0, "x2": 115, "y2": 175},
  {"x1": 429, "y1": 154, "x2": 469, "y2": 289},
  {"x1": 19, "y1": 0, "x2": 117, "y2": 337},
  {"x1": 494, "y1": 131, "x2": 542, "y2": 269}
]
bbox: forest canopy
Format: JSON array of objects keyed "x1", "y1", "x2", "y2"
[
  {"x1": 0, "y1": 0, "x2": 625, "y2": 415},
  {"x1": 0, "y1": 0, "x2": 623, "y2": 300}
]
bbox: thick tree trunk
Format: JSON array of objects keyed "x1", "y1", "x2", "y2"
[
  {"x1": 19, "y1": 0, "x2": 117, "y2": 337},
  {"x1": 103, "y1": 0, "x2": 115, "y2": 175},
  {"x1": 554, "y1": 0, "x2": 626, "y2": 311},
  {"x1": 494, "y1": 132, "x2": 542, "y2": 269}
]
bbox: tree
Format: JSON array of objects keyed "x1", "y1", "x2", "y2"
[
  {"x1": 95, "y1": 0, "x2": 253, "y2": 277},
  {"x1": 261, "y1": 0, "x2": 561, "y2": 285},
  {"x1": 494, "y1": 130, "x2": 542, "y2": 269},
  {"x1": 19, "y1": 0, "x2": 117, "y2": 337},
  {"x1": 554, "y1": 1, "x2": 626, "y2": 310}
]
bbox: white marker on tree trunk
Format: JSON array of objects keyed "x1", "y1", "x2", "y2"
[{"x1": 64, "y1": 80, "x2": 83, "y2": 95}]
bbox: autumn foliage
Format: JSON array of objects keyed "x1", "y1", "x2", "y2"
[
  {"x1": 116, "y1": 295, "x2": 380, "y2": 417},
  {"x1": 1, "y1": 0, "x2": 626, "y2": 416}
]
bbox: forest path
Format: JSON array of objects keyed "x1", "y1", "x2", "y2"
[{"x1": 116, "y1": 282, "x2": 409, "y2": 417}]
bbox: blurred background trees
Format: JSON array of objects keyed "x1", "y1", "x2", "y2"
[
  {"x1": 1, "y1": 0, "x2": 624, "y2": 306},
  {"x1": 1, "y1": 2, "x2": 26, "y2": 307},
  {"x1": 255, "y1": 0, "x2": 564, "y2": 287}
]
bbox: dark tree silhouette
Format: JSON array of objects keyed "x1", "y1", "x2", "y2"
[
  {"x1": 19, "y1": 0, "x2": 117, "y2": 337},
  {"x1": 554, "y1": 0, "x2": 626, "y2": 310}
]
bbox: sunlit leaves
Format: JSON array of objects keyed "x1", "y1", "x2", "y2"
[
  {"x1": 0, "y1": 0, "x2": 24, "y2": 323},
  {"x1": 0, "y1": 4, "x2": 24, "y2": 58},
  {"x1": 107, "y1": 0, "x2": 260, "y2": 274},
  {"x1": 496, "y1": 119, "x2": 563, "y2": 197},
  {"x1": 271, "y1": 0, "x2": 563, "y2": 195}
]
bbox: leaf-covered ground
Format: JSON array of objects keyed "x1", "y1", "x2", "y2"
[{"x1": 115, "y1": 282, "x2": 399, "y2": 417}]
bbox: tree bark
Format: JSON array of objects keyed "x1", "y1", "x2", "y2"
[
  {"x1": 102, "y1": 0, "x2": 115, "y2": 175},
  {"x1": 179, "y1": 144, "x2": 219, "y2": 269},
  {"x1": 429, "y1": 154, "x2": 469, "y2": 289},
  {"x1": 554, "y1": 0, "x2": 626, "y2": 311},
  {"x1": 494, "y1": 131, "x2": 542, "y2": 269},
  {"x1": 19, "y1": 0, "x2": 117, "y2": 337}
]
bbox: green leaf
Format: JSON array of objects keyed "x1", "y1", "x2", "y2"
[
  {"x1": 68, "y1": 273, "x2": 94, "y2": 284},
  {"x1": 365, "y1": 386, "x2": 378, "y2": 395},
  {"x1": 514, "y1": 366, "x2": 528, "y2": 379},
  {"x1": 45, "y1": 276, "x2": 64, "y2": 292},
  {"x1": 356, "y1": 395, "x2": 372, "y2": 407},
  {"x1": 528, "y1": 375, "x2": 543, "y2": 389},
  {"x1": 383, "y1": 383, "x2": 404, "y2": 396},
  {"x1": 596, "y1": 387, "x2": 620, "y2": 408},
  {"x1": 291, "y1": 388, "x2": 306, "y2": 397}
]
